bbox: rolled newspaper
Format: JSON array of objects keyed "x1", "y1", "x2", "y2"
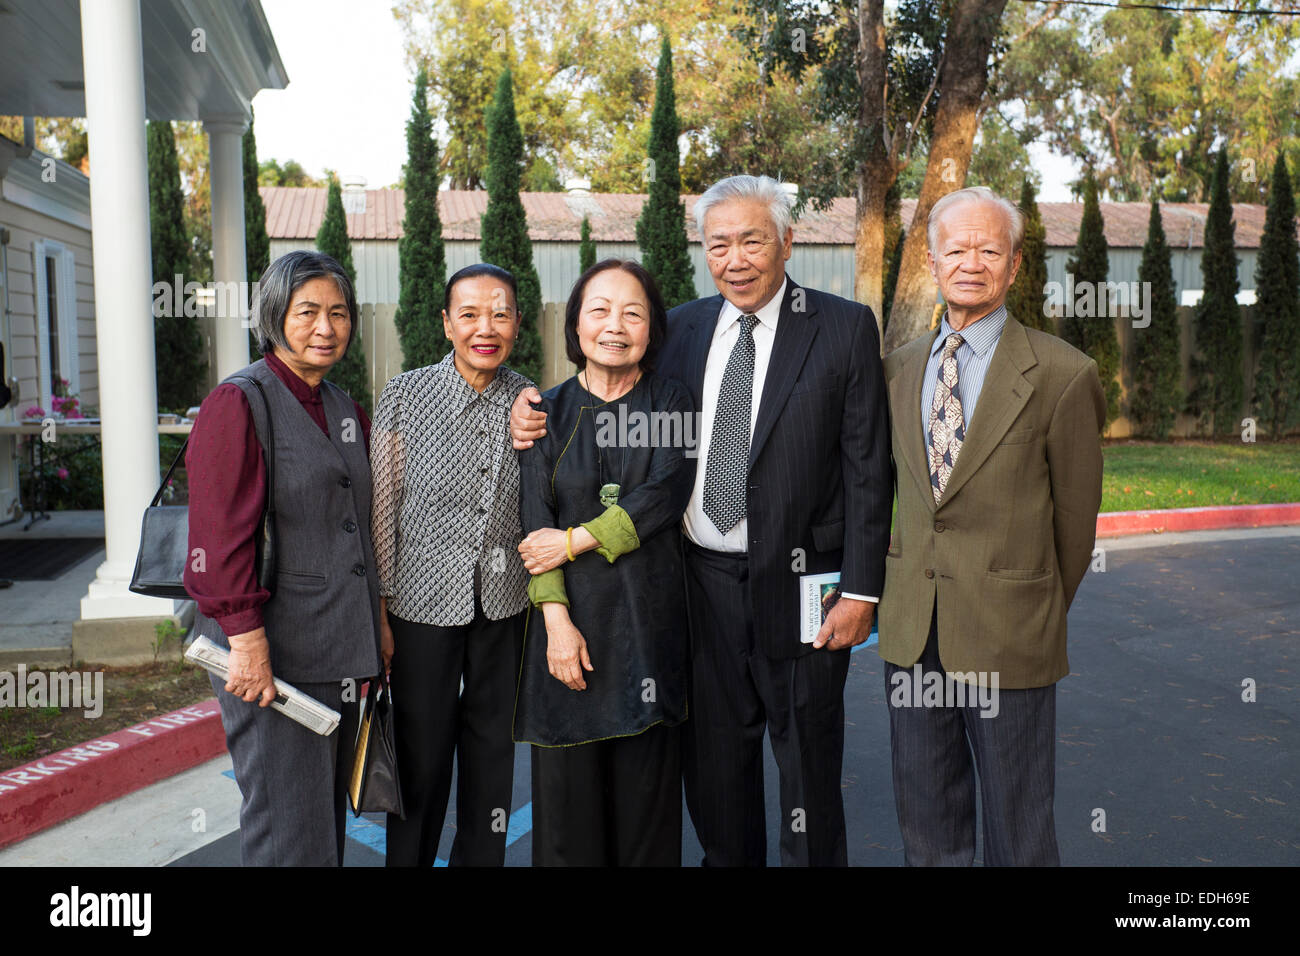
[{"x1": 185, "y1": 635, "x2": 342, "y2": 736}]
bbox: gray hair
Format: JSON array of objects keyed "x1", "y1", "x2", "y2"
[
  {"x1": 252, "y1": 251, "x2": 358, "y2": 356},
  {"x1": 694, "y1": 175, "x2": 794, "y2": 241},
  {"x1": 926, "y1": 186, "x2": 1025, "y2": 254}
]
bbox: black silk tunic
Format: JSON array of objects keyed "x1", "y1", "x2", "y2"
[{"x1": 513, "y1": 373, "x2": 696, "y2": 747}]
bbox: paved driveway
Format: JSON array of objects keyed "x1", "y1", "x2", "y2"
[{"x1": 155, "y1": 527, "x2": 1299, "y2": 866}]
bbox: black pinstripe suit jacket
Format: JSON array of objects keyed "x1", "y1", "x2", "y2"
[{"x1": 658, "y1": 277, "x2": 893, "y2": 658}]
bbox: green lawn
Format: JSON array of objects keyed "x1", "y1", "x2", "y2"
[{"x1": 1101, "y1": 441, "x2": 1300, "y2": 512}]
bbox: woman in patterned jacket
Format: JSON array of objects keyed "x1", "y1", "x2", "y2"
[{"x1": 369, "y1": 263, "x2": 532, "y2": 866}]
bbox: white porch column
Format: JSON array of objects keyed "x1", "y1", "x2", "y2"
[
  {"x1": 204, "y1": 116, "x2": 250, "y2": 379},
  {"x1": 78, "y1": 0, "x2": 173, "y2": 619}
]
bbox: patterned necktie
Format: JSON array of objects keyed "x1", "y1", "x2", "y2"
[
  {"x1": 928, "y1": 333, "x2": 966, "y2": 503},
  {"x1": 703, "y1": 312, "x2": 759, "y2": 534}
]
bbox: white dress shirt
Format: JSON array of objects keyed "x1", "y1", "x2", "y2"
[{"x1": 682, "y1": 278, "x2": 875, "y2": 603}]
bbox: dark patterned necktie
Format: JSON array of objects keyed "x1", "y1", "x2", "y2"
[
  {"x1": 928, "y1": 333, "x2": 965, "y2": 503},
  {"x1": 703, "y1": 312, "x2": 759, "y2": 533}
]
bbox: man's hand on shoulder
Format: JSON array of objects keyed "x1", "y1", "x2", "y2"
[{"x1": 511, "y1": 386, "x2": 548, "y2": 449}]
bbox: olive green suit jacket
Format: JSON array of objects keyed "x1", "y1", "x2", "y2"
[{"x1": 878, "y1": 315, "x2": 1105, "y2": 689}]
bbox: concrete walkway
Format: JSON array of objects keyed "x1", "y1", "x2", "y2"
[
  {"x1": 0, "y1": 510, "x2": 106, "y2": 668},
  {"x1": 0, "y1": 753, "x2": 242, "y2": 867}
]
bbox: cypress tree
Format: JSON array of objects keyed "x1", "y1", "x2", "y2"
[
  {"x1": 316, "y1": 176, "x2": 372, "y2": 413},
  {"x1": 635, "y1": 37, "x2": 696, "y2": 308},
  {"x1": 1252, "y1": 153, "x2": 1300, "y2": 438},
  {"x1": 1129, "y1": 199, "x2": 1183, "y2": 438},
  {"x1": 243, "y1": 112, "x2": 270, "y2": 283},
  {"x1": 243, "y1": 112, "x2": 270, "y2": 358},
  {"x1": 396, "y1": 66, "x2": 448, "y2": 371},
  {"x1": 579, "y1": 214, "x2": 596, "y2": 273},
  {"x1": 317, "y1": 177, "x2": 356, "y2": 281},
  {"x1": 1065, "y1": 171, "x2": 1122, "y2": 425},
  {"x1": 1189, "y1": 150, "x2": 1244, "y2": 436},
  {"x1": 147, "y1": 120, "x2": 205, "y2": 411},
  {"x1": 481, "y1": 69, "x2": 543, "y2": 385},
  {"x1": 1007, "y1": 178, "x2": 1052, "y2": 333}
]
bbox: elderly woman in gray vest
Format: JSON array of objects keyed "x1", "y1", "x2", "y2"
[
  {"x1": 184, "y1": 251, "x2": 380, "y2": 867},
  {"x1": 370, "y1": 263, "x2": 532, "y2": 866}
]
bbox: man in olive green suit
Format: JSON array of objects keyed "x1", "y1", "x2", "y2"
[{"x1": 878, "y1": 186, "x2": 1105, "y2": 866}]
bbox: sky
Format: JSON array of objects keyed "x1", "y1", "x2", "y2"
[
  {"x1": 251, "y1": 0, "x2": 1080, "y2": 200},
  {"x1": 252, "y1": 0, "x2": 413, "y2": 189},
  {"x1": 1026, "y1": 145, "x2": 1080, "y2": 203}
]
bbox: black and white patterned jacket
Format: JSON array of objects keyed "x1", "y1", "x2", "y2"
[{"x1": 370, "y1": 353, "x2": 532, "y2": 625}]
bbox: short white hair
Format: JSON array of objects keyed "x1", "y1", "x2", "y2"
[
  {"x1": 926, "y1": 186, "x2": 1025, "y2": 254},
  {"x1": 694, "y1": 175, "x2": 794, "y2": 241}
]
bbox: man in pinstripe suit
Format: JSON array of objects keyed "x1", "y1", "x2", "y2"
[
  {"x1": 878, "y1": 186, "x2": 1104, "y2": 865},
  {"x1": 513, "y1": 175, "x2": 892, "y2": 865}
]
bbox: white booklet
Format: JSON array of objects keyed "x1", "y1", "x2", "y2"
[
  {"x1": 800, "y1": 571, "x2": 843, "y2": 644},
  {"x1": 185, "y1": 635, "x2": 342, "y2": 736}
]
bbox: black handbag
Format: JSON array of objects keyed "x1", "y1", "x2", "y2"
[
  {"x1": 129, "y1": 376, "x2": 277, "y2": 599},
  {"x1": 349, "y1": 671, "x2": 404, "y2": 818}
]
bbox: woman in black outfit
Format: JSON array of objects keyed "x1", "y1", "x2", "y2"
[{"x1": 514, "y1": 259, "x2": 695, "y2": 866}]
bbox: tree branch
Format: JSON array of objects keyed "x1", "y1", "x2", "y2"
[
  {"x1": 1013, "y1": 1, "x2": 1064, "y2": 45},
  {"x1": 903, "y1": 46, "x2": 946, "y2": 163}
]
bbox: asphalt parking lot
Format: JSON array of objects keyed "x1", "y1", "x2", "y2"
[{"x1": 168, "y1": 527, "x2": 1299, "y2": 867}]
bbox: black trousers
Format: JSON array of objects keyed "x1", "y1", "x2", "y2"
[
  {"x1": 384, "y1": 604, "x2": 525, "y2": 867},
  {"x1": 212, "y1": 672, "x2": 361, "y2": 866},
  {"x1": 680, "y1": 543, "x2": 851, "y2": 867},
  {"x1": 884, "y1": 605, "x2": 1059, "y2": 866},
  {"x1": 530, "y1": 722, "x2": 682, "y2": 866}
]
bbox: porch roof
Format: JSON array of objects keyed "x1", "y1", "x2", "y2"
[{"x1": 0, "y1": 0, "x2": 286, "y2": 122}]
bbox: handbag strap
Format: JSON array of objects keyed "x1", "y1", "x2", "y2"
[
  {"x1": 147, "y1": 373, "x2": 279, "y2": 510},
  {"x1": 230, "y1": 375, "x2": 276, "y2": 520},
  {"x1": 149, "y1": 437, "x2": 189, "y2": 507}
]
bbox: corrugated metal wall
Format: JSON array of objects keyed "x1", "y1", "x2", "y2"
[
  {"x1": 270, "y1": 239, "x2": 402, "y2": 305},
  {"x1": 274, "y1": 237, "x2": 1258, "y2": 313},
  {"x1": 1044, "y1": 249, "x2": 1260, "y2": 306},
  {"x1": 272, "y1": 238, "x2": 857, "y2": 307},
  {"x1": 273, "y1": 236, "x2": 1276, "y2": 439}
]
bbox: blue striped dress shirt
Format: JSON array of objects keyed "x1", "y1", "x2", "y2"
[{"x1": 920, "y1": 304, "x2": 1009, "y2": 449}]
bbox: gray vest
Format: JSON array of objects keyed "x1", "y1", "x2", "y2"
[{"x1": 194, "y1": 359, "x2": 381, "y2": 683}]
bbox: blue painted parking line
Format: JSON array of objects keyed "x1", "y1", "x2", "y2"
[
  {"x1": 505, "y1": 802, "x2": 531, "y2": 846},
  {"x1": 346, "y1": 813, "x2": 387, "y2": 853},
  {"x1": 433, "y1": 803, "x2": 532, "y2": 866},
  {"x1": 221, "y1": 768, "x2": 533, "y2": 864}
]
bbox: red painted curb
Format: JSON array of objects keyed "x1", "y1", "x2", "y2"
[
  {"x1": 1097, "y1": 502, "x2": 1300, "y2": 538},
  {"x1": 0, "y1": 699, "x2": 227, "y2": 849}
]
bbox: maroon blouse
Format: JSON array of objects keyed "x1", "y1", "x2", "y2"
[{"x1": 184, "y1": 351, "x2": 372, "y2": 636}]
